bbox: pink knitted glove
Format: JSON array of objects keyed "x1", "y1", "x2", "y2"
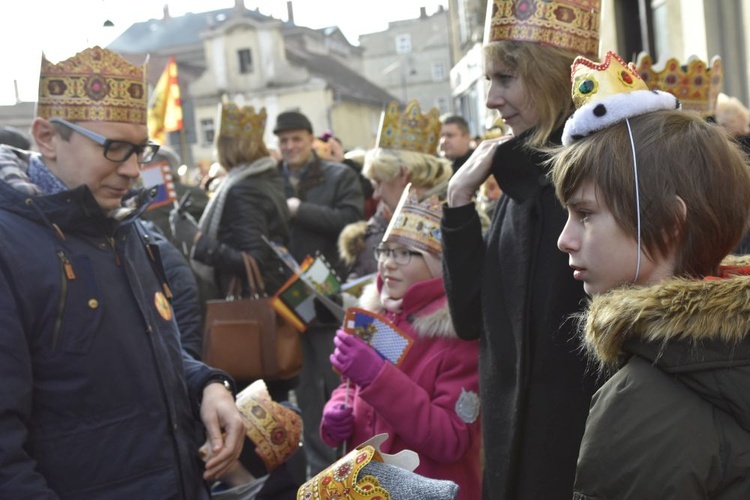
[
  {"x1": 330, "y1": 329, "x2": 385, "y2": 388},
  {"x1": 320, "y1": 403, "x2": 354, "y2": 447}
]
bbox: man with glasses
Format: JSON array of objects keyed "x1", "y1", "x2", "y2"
[{"x1": 0, "y1": 47, "x2": 244, "y2": 498}]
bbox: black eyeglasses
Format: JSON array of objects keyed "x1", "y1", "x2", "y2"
[
  {"x1": 374, "y1": 245, "x2": 422, "y2": 266},
  {"x1": 49, "y1": 117, "x2": 160, "y2": 166}
]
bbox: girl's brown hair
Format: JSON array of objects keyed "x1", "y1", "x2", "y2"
[
  {"x1": 484, "y1": 41, "x2": 577, "y2": 147},
  {"x1": 216, "y1": 133, "x2": 269, "y2": 170},
  {"x1": 551, "y1": 110, "x2": 750, "y2": 277}
]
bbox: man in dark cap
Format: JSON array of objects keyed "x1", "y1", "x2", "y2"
[{"x1": 273, "y1": 110, "x2": 364, "y2": 475}]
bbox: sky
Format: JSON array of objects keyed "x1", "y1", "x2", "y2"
[{"x1": 0, "y1": 0, "x2": 448, "y2": 105}]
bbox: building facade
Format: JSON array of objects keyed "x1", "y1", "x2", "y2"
[
  {"x1": 360, "y1": 6, "x2": 454, "y2": 115},
  {"x1": 107, "y1": 1, "x2": 394, "y2": 166},
  {"x1": 447, "y1": 0, "x2": 750, "y2": 137}
]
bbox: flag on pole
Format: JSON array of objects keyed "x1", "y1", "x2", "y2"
[
  {"x1": 140, "y1": 160, "x2": 177, "y2": 209},
  {"x1": 342, "y1": 308, "x2": 414, "y2": 366},
  {"x1": 148, "y1": 56, "x2": 183, "y2": 145},
  {"x1": 270, "y1": 253, "x2": 344, "y2": 332}
]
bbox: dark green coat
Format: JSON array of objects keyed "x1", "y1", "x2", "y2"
[{"x1": 574, "y1": 263, "x2": 750, "y2": 499}]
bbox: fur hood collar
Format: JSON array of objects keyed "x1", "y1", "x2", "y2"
[
  {"x1": 358, "y1": 278, "x2": 457, "y2": 340},
  {"x1": 583, "y1": 256, "x2": 750, "y2": 372}
]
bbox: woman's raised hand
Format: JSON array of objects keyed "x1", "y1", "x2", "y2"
[{"x1": 447, "y1": 135, "x2": 512, "y2": 207}]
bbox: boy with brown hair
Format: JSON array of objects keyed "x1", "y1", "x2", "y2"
[{"x1": 552, "y1": 51, "x2": 750, "y2": 499}]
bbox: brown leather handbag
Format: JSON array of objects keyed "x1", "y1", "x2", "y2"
[{"x1": 202, "y1": 253, "x2": 303, "y2": 381}]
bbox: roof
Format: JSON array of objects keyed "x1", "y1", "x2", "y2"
[
  {"x1": 108, "y1": 6, "x2": 393, "y2": 106},
  {"x1": 285, "y1": 45, "x2": 396, "y2": 106},
  {"x1": 108, "y1": 8, "x2": 276, "y2": 53}
]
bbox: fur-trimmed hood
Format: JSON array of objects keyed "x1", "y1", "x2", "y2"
[
  {"x1": 358, "y1": 278, "x2": 457, "y2": 340},
  {"x1": 583, "y1": 256, "x2": 750, "y2": 373},
  {"x1": 338, "y1": 211, "x2": 389, "y2": 266}
]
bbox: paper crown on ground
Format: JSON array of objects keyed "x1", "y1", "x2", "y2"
[
  {"x1": 375, "y1": 101, "x2": 441, "y2": 155},
  {"x1": 562, "y1": 51, "x2": 680, "y2": 145},
  {"x1": 37, "y1": 46, "x2": 147, "y2": 124},
  {"x1": 235, "y1": 380, "x2": 302, "y2": 473},
  {"x1": 297, "y1": 434, "x2": 419, "y2": 500},
  {"x1": 635, "y1": 52, "x2": 723, "y2": 116},
  {"x1": 218, "y1": 101, "x2": 267, "y2": 140},
  {"x1": 382, "y1": 183, "x2": 443, "y2": 257},
  {"x1": 484, "y1": 0, "x2": 601, "y2": 58}
]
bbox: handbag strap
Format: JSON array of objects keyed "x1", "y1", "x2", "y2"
[
  {"x1": 242, "y1": 253, "x2": 268, "y2": 297},
  {"x1": 241, "y1": 252, "x2": 282, "y2": 378},
  {"x1": 226, "y1": 252, "x2": 260, "y2": 299}
]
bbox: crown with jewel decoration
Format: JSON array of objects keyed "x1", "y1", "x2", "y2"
[
  {"x1": 562, "y1": 51, "x2": 680, "y2": 145},
  {"x1": 298, "y1": 434, "x2": 419, "y2": 500},
  {"x1": 484, "y1": 0, "x2": 601, "y2": 58},
  {"x1": 218, "y1": 101, "x2": 267, "y2": 140},
  {"x1": 235, "y1": 380, "x2": 301, "y2": 473},
  {"x1": 375, "y1": 100, "x2": 441, "y2": 155},
  {"x1": 37, "y1": 46, "x2": 147, "y2": 124},
  {"x1": 382, "y1": 184, "x2": 443, "y2": 257},
  {"x1": 635, "y1": 53, "x2": 723, "y2": 116}
]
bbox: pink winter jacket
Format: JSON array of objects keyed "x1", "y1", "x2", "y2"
[{"x1": 321, "y1": 276, "x2": 482, "y2": 499}]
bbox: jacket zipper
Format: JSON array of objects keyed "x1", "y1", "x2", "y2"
[
  {"x1": 53, "y1": 251, "x2": 76, "y2": 349},
  {"x1": 108, "y1": 236, "x2": 121, "y2": 266}
]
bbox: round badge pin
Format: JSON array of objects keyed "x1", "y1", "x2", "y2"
[{"x1": 154, "y1": 291, "x2": 173, "y2": 321}]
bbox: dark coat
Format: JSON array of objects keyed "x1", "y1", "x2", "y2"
[
  {"x1": 143, "y1": 220, "x2": 204, "y2": 360},
  {"x1": 193, "y1": 165, "x2": 290, "y2": 296},
  {"x1": 0, "y1": 175, "x2": 228, "y2": 498},
  {"x1": 441, "y1": 128, "x2": 598, "y2": 500},
  {"x1": 451, "y1": 148, "x2": 475, "y2": 174},
  {"x1": 574, "y1": 262, "x2": 750, "y2": 499},
  {"x1": 281, "y1": 153, "x2": 364, "y2": 280}
]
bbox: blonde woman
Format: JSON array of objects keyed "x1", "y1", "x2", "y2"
[
  {"x1": 441, "y1": 2, "x2": 603, "y2": 497},
  {"x1": 338, "y1": 147, "x2": 451, "y2": 280}
]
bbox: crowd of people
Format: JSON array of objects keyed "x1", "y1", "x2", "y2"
[{"x1": 4, "y1": 0, "x2": 750, "y2": 499}]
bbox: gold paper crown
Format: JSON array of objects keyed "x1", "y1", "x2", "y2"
[
  {"x1": 383, "y1": 185, "x2": 443, "y2": 257},
  {"x1": 235, "y1": 380, "x2": 302, "y2": 473},
  {"x1": 635, "y1": 53, "x2": 723, "y2": 116},
  {"x1": 37, "y1": 46, "x2": 147, "y2": 124},
  {"x1": 375, "y1": 101, "x2": 441, "y2": 155},
  {"x1": 484, "y1": 0, "x2": 601, "y2": 58},
  {"x1": 571, "y1": 51, "x2": 647, "y2": 108},
  {"x1": 218, "y1": 101, "x2": 267, "y2": 139},
  {"x1": 562, "y1": 51, "x2": 680, "y2": 145},
  {"x1": 297, "y1": 444, "x2": 390, "y2": 499}
]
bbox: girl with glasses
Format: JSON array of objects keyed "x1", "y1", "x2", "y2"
[{"x1": 321, "y1": 188, "x2": 482, "y2": 500}]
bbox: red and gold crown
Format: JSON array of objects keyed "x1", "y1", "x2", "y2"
[
  {"x1": 297, "y1": 443, "x2": 390, "y2": 499},
  {"x1": 375, "y1": 101, "x2": 441, "y2": 155},
  {"x1": 297, "y1": 434, "x2": 419, "y2": 500},
  {"x1": 571, "y1": 51, "x2": 647, "y2": 108},
  {"x1": 37, "y1": 46, "x2": 147, "y2": 124},
  {"x1": 382, "y1": 184, "x2": 443, "y2": 257},
  {"x1": 484, "y1": 0, "x2": 601, "y2": 58},
  {"x1": 235, "y1": 380, "x2": 302, "y2": 473},
  {"x1": 562, "y1": 51, "x2": 680, "y2": 145},
  {"x1": 635, "y1": 52, "x2": 723, "y2": 116},
  {"x1": 218, "y1": 101, "x2": 267, "y2": 140}
]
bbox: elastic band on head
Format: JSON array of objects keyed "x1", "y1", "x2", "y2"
[{"x1": 625, "y1": 118, "x2": 642, "y2": 283}]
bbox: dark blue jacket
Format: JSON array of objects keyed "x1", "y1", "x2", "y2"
[{"x1": 0, "y1": 175, "x2": 226, "y2": 498}]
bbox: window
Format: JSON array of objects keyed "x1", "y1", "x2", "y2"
[
  {"x1": 436, "y1": 97, "x2": 449, "y2": 114},
  {"x1": 432, "y1": 62, "x2": 446, "y2": 82},
  {"x1": 238, "y1": 49, "x2": 253, "y2": 74},
  {"x1": 395, "y1": 34, "x2": 412, "y2": 54},
  {"x1": 201, "y1": 118, "x2": 215, "y2": 146}
]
